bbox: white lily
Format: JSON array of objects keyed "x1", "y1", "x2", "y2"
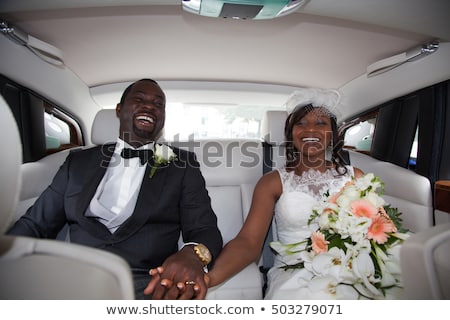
[{"x1": 352, "y1": 252, "x2": 381, "y2": 296}]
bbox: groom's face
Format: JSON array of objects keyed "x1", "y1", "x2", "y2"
[{"x1": 116, "y1": 80, "x2": 166, "y2": 147}]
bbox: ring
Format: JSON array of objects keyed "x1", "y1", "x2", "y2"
[{"x1": 185, "y1": 281, "x2": 196, "y2": 285}]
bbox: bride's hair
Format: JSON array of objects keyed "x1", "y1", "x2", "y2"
[{"x1": 284, "y1": 104, "x2": 348, "y2": 175}]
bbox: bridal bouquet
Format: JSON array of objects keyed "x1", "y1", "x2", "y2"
[{"x1": 271, "y1": 173, "x2": 409, "y2": 299}]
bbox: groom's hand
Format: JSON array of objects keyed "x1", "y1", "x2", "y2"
[{"x1": 144, "y1": 247, "x2": 209, "y2": 299}]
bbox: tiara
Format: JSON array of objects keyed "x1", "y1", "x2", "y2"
[{"x1": 284, "y1": 88, "x2": 342, "y2": 119}]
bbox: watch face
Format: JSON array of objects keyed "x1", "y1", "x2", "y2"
[{"x1": 195, "y1": 244, "x2": 211, "y2": 264}]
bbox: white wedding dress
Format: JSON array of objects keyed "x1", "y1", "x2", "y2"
[{"x1": 264, "y1": 166, "x2": 355, "y2": 300}]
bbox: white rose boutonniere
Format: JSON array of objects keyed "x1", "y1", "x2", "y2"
[{"x1": 149, "y1": 144, "x2": 177, "y2": 178}]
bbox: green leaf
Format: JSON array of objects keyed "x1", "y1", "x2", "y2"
[
  {"x1": 279, "y1": 261, "x2": 305, "y2": 271},
  {"x1": 384, "y1": 205, "x2": 409, "y2": 233}
]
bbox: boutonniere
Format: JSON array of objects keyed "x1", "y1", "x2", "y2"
[{"x1": 149, "y1": 144, "x2": 177, "y2": 178}]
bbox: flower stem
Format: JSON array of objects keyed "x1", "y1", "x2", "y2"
[{"x1": 149, "y1": 166, "x2": 157, "y2": 178}]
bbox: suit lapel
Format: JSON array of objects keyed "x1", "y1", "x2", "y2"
[
  {"x1": 76, "y1": 144, "x2": 114, "y2": 213},
  {"x1": 75, "y1": 144, "x2": 116, "y2": 239}
]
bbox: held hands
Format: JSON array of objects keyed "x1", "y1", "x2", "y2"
[{"x1": 144, "y1": 246, "x2": 210, "y2": 299}]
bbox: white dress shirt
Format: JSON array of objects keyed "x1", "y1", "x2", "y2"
[{"x1": 85, "y1": 138, "x2": 154, "y2": 233}]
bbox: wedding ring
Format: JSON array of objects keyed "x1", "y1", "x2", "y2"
[{"x1": 185, "y1": 281, "x2": 196, "y2": 285}]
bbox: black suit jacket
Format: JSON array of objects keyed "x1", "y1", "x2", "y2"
[{"x1": 8, "y1": 144, "x2": 223, "y2": 271}]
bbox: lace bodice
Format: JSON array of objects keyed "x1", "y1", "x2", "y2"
[
  {"x1": 272, "y1": 166, "x2": 354, "y2": 262},
  {"x1": 278, "y1": 166, "x2": 354, "y2": 201}
]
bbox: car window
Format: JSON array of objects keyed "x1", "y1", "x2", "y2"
[
  {"x1": 165, "y1": 102, "x2": 284, "y2": 140},
  {"x1": 343, "y1": 117, "x2": 376, "y2": 154},
  {"x1": 44, "y1": 111, "x2": 71, "y2": 149},
  {"x1": 409, "y1": 126, "x2": 418, "y2": 170},
  {"x1": 1, "y1": 74, "x2": 83, "y2": 161},
  {"x1": 42, "y1": 101, "x2": 83, "y2": 155}
]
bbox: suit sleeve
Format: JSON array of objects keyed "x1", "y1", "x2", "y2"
[{"x1": 178, "y1": 150, "x2": 223, "y2": 265}]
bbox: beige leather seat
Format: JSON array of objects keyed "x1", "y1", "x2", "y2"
[
  {"x1": 176, "y1": 139, "x2": 264, "y2": 299},
  {"x1": 0, "y1": 97, "x2": 135, "y2": 299},
  {"x1": 400, "y1": 222, "x2": 450, "y2": 299}
]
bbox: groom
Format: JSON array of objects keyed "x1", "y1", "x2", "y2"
[{"x1": 8, "y1": 78, "x2": 223, "y2": 299}]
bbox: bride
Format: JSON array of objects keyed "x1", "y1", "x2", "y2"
[
  {"x1": 206, "y1": 88, "x2": 365, "y2": 299},
  {"x1": 145, "y1": 88, "x2": 370, "y2": 299}
]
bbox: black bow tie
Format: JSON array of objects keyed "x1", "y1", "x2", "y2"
[{"x1": 120, "y1": 148, "x2": 153, "y2": 165}]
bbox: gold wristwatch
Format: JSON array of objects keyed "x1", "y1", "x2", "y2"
[{"x1": 193, "y1": 243, "x2": 212, "y2": 266}]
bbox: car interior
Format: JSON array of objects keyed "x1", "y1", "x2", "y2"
[{"x1": 1, "y1": 0, "x2": 450, "y2": 300}]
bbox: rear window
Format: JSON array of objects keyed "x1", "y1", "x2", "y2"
[{"x1": 165, "y1": 103, "x2": 284, "y2": 140}]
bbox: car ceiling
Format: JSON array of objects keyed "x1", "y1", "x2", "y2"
[{"x1": 1, "y1": 0, "x2": 450, "y2": 123}]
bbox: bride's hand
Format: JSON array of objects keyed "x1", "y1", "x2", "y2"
[{"x1": 144, "y1": 266, "x2": 167, "y2": 297}]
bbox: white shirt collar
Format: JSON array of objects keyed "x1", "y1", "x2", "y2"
[{"x1": 115, "y1": 138, "x2": 154, "y2": 154}]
